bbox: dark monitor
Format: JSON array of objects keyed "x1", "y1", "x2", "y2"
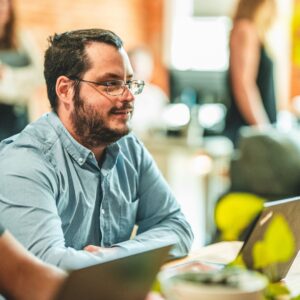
[{"x1": 169, "y1": 69, "x2": 230, "y2": 107}]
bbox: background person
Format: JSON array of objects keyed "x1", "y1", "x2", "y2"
[
  {"x1": 0, "y1": 28, "x2": 193, "y2": 271},
  {"x1": 223, "y1": 0, "x2": 277, "y2": 146},
  {"x1": 128, "y1": 46, "x2": 168, "y2": 137},
  {"x1": 0, "y1": 0, "x2": 42, "y2": 140}
]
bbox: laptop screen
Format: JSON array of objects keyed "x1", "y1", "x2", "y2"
[{"x1": 239, "y1": 197, "x2": 300, "y2": 280}]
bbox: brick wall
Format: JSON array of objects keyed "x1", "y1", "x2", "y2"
[{"x1": 14, "y1": 0, "x2": 169, "y2": 94}]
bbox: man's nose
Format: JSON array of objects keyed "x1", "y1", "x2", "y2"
[{"x1": 120, "y1": 86, "x2": 135, "y2": 102}]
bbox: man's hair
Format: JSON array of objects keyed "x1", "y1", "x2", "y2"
[{"x1": 44, "y1": 28, "x2": 123, "y2": 112}]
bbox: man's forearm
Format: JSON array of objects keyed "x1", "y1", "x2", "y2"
[{"x1": 115, "y1": 221, "x2": 194, "y2": 259}]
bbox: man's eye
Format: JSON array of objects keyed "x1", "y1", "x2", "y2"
[{"x1": 107, "y1": 81, "x2": 122, "y2": 86}]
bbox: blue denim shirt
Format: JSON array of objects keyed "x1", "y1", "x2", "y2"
[{"x1": 0, "y1": 112, "x2": 193, "y2": 270}]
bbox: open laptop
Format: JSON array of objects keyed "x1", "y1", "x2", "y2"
[
  {"x1": 54, "y1": 243, "x2": 174, "y2": 300},
  {"x1": 169, "y1": 197, "x2": 300, "y2": 280},
  {"x1": 238, "y1": 196, "x2": 300, "y2": 279}
]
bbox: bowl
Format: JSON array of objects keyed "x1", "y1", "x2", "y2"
[{"x1": 158, "y1": 266, "x2": 268, "y2": 300}]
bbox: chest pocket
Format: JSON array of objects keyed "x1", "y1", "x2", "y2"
[{"x1": 118, "y1": 198, "x2": 139, "y2": 242}]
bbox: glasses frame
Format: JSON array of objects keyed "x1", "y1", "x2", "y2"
[{"x1": 69, "y1": 76, "x2": 145, "y2": 96}]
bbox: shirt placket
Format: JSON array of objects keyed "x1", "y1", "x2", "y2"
[{"x1": 100, "y1": 171, "x2": 110, "y2": 247}]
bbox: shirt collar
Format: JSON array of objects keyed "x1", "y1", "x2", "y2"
[
  {"x1": 46, "y1": 112, "x2": 92, "y2": 166},
  {"x1": 46, "y1": 112, "x2": 120, "y2": 170}
]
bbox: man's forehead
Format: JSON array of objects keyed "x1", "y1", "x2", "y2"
[
  {"x1": 85, "y1": 42, "x2": 133, "y2": 78},
  {"x1": 85, "y1": 42, "x2": 121, "y2": 59}
]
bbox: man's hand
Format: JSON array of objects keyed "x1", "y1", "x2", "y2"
[
  {"x1": 83, "y1": 245, "x2": 119, "y2": 255},
  {"x1": 145, "y1": 292, "x2": 165, "y2": 300}
]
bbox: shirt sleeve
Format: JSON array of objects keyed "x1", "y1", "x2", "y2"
[
  {"x1": 0, "y1": 222, "x2": 5, "y2": 236},
  {"x1": 114, "y1": 139, "x2": 194, "y2": 259},
  {"x1": 0, "y1": 148, "x2": 127, "y2": 270}
]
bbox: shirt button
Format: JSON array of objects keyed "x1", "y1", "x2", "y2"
[
  {"x1": 78, "y1": 158, "x2": 84, "y2": 164},
  {"x1": 101, "y1": 209, "x2": 105, "y2": 215}
]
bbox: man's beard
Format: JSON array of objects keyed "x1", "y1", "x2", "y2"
[{"x1": 70, "y1": 92, "x2": 132, "y2": 148}]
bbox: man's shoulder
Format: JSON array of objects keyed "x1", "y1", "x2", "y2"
[
  {"x1": 0, "y1": 114, "x2": 59, "y2": 159},
  {"x1": 117, "y1": 133, "x2": 144, "y2": 155},
  {"x1": 115, "y1": 133, "x2": 154, "y2": 169}
]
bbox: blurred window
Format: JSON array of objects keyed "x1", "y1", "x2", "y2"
[{"x1": 170, "y1": 0, "x2": 232, "y2": 71}]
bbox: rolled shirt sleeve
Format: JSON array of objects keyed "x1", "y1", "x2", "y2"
[{"x1": 114, "y1": 141, "x2": 194, "y2": 259}]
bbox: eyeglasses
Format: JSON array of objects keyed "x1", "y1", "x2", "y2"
[{"x1": 70, "y1": 76, "x2": 145, "y2": 96}]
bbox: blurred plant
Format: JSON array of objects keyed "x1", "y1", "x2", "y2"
[
  {"x1": 151, "y1": 278, "x2": 161, "y2": 294},
  {"x1": 215, "y1": 192, "x2": 264, "y2": 240}
]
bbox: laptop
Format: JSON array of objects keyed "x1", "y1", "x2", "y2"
[
  {"x1": 54, "y1": 243, "x2": 173, "y2": 300},
  {"x1": 238, "y1": 196, "x2": 300, "y2": 279},
  {"x1": 169, "y1": 197, "x2": 300, "y2": 280}
]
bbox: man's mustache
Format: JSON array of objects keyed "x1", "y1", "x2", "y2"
[{"x1": 110, "y1": 103, "x2": 134, "y2": 114}]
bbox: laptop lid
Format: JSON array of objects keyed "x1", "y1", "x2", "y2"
[
  {"x1": 239, "y1": 196, "x2": 300, "y2": 279},
  {"x1": 54, "y1": 243, "x2": 173, "y2": 300}
]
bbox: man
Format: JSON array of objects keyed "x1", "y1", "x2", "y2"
[{"x1": 0, "y1": 28, "x2": 193, "y2": 270}]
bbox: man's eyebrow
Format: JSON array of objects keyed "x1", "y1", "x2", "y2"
[
  {"x1": 95, "y1": 72, "x2": 134, "y2": 81},
  {"x1": 95, "y1": 72, "x2": 122, "y2": 81}
]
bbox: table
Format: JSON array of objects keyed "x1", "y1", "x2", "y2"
[{"x1": 163, "y1": 241, "x2": 300, "y2": 296}]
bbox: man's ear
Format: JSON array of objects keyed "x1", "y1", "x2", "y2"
[{"x1": 56, "y1": 76, "x2": 74, "y2": 108}]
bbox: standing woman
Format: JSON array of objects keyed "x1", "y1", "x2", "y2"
[
  {"x1": 224, "y1": 0, "x2": 277, "y2": 146},
  {"x1": 0, "y1": 0, "x2": 41, "y2": 140}
]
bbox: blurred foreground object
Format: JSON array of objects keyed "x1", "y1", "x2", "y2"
[{"x1": 159, "y1": 266, "x2": 267, "y2": 300}]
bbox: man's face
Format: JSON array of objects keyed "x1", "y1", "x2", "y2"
[{"x1": 70, "y1": 42, "x2": 135, "y2": 148}]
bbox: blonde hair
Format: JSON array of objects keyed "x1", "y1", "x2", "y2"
[{"x1": 233, "y1": 0, "x2": 276, "y2": 41}]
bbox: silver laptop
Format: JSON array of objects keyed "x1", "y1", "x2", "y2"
[
  {"x1": 54, "y1": 243, "x2": 173, "y2": 300},
  {"x1": 239, "y1": 196, "x2": 300, "y2": 280},
  {"x1": 170, "y1": 197, "x2": 300, "y2": 281}
]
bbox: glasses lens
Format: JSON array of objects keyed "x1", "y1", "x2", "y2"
[
  {"x1": 106, "y1": 81, "x2": 124, "y2": 96},
  {"x1": 105, "y1": 80, "x2": 145, "y2": 96},
  {"x1": 129, "y1": 80, "x2": 144, "y2": 95}
]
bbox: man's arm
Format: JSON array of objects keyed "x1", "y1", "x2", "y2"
[
  {"x1": 0, "y1": 150, "x2": 126, "y2": 270},
  {"x1": 0, "y1": 226, "x2": 66, "y2": 300},
  {"x1": 112, "y1": 139, "x2": 194, "y2": 259}
]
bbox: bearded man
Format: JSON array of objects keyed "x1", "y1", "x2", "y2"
[{"x1": 0, "y1": 28, "x2": 193, "y2": 270}]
